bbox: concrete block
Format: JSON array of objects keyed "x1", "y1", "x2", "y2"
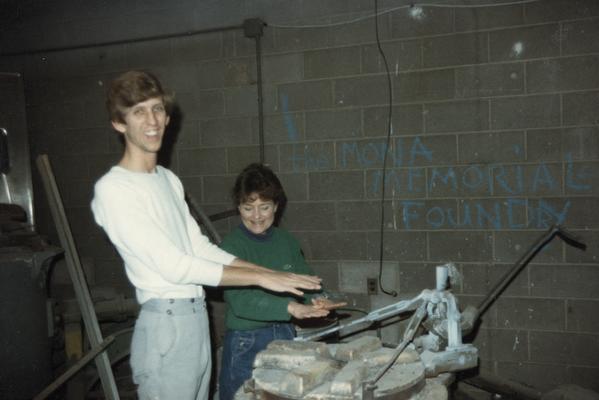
[
  {"x1": 308, "y1": 171, "x2": 364, "y2": 201},
  {"x1": 490, "y1": 94, "x2": 560, "y2": 130},
  {"x1": 308, "y1": 261, "x2": 340, "y2": 293},
  {"x1": 528, "y1": 55, "x2": 599, "y2": 93},
  {"x1": 424, "y1": 100, "x2": 489, "y2": 134},
  {"x1": 395, "y1": 69, "x2": 455, "y2": 102},
  {"x1": 304, "y1": 47, "x2": 361, "y2": 79},
  {"x1": 278, "y1": 173, "x2": 308, "y2": 201},
  {"x1": 498, "y1": 163, "x2": 563, "y2": 196},
  {"x1": 565, "y1": 231, "x2": 599, "y2": 264},
  {"x1": 530, "y1": 331, "x2": 599, "y2": 366},
  {"x1": 179, "y1": 176, "x2": 203, "y2": 203},
  {"x1": 497, "y1": 361, "x2": 568, "y2": 393},
  {"x1": 563, "y1": 19, "x2": 599, "y2": 56},
  {"x1": 366, "y1": 231, "x2": 427, "y2": 262},
  {"x1": 390, "y1": 6, "x2": 453, "y2": 39},
  {"x1": 299, "y1": 232, "x2": 368, "y2": 261},
  {"x1": 489, "y1": 24, "x2": 561, "y2": 62},
  {"x1": 496, "y1": 297, "x2": 566, "y2": 330},
  {"x1": 203, "y1": 175, "x2": 236, "y2": 203},
  {"x1": 282, "y1": 202, "x2": 336, "y2": 231},
  {"x1": 364, "y1": 167, "x2": 427, "y2": 199},
  {"x1": 223, "y1": 85, "x2": 276, "y2": 115},
  {"x1": 178, "y1": 90, "x2": 224, "y2": 119},
  {"x1": 362, "y1": 39, "x2": 421, "y2": 74},
  {"x1": 250, "y1": 53, "x2": 300, "y2": 85},
  {"x1": 171, "y1": 32, "x2": 222, "y2": 62},
  {"x1": 397, "y1": 263, "x2": 439, "y2": 295},
  {"x1": 338, "y1": 261, "x2": 398, "y2": 295},
  {"x1": 178, "y1": 148, "x2": 226, "y2": 175},
  {"x1": 223, "y1": 58, "x2": 255, "y2": 87},
  {"x1": 566, "y1": 299, "x2": 599, "y2": 333},
  {"x1": 197, "y1": 60, "x2": 225, "y2": 89},
  {"x1": 336, "y1": 200, "x2": 386, "y2": 231},
  {"x1": 455, "y1": 3, "x2": 524, "y2": 32},
  {"x1": 429, "y1": 231, "x2": 493, "y2": 263},
  {"x1": 524, "y1": 0, "x2": 599, "y2": 24},
  {"x1": 455, "y1": 63, "x2": 524, "y2": 98},
  {"x1": 557, "y1": 197, "x2": 599, "y2": 229},
  {"x1": 279, "y1": 142, "x2": 334, "y2": 172},
  {"x1": 526, "y1": 128, "x2": 562, "y2": 162},
  {"x1": 562, "y1": 128, "x2": 599, "y2": 160},
  {"x1": 530, "y1": 264, "x2": 599, "y2": 299},
  {"x1": 363, "y1": 104, "x2": 423, "y2": 137},
  {"x1": 334, "y1": 336, "x2": 382, "y2": 362},
  {"x1": 332, "y1": 16, "x2": 391, "y2": 46},
  {"x1": 330, "y1": 360, "x2": 368, "y2": 395},
  {"x1": 278, "y1": 80, "x2": 333, "y2": 111},
  {"x1": 226, "y1": 145, "x2": 278, "y2": 174},
  {"x1": 462, "y1": 262, "x2": 529, "y2": 297},
  {"x1": 563, "y1": 91, "x2": 599, "y2": 126},
  {"x1": 200, "y1": 117, "x2": 253, "y2": 146},
  {"x1": 228, "y1": 27, "x2": 276, "y2": 58},
  {"x1": 458, "y1": 131, "x2": 524, "y2": 164},
  {"x1": 127, "y1": 39, "x2": 173, "y2": 68},
  {"x1": 273, "y1": 26, "x2": 331, "y2": 53},
  {"x1": 334, "y1": 75, "x2": 392, "y2": 107},
  {"x1": 423, "y1": 32, "x2": 488, "y2": 68},
  {"x1": 471, "y1": 328, "x2": 529, "y2": 363},
  {"x1": 253, "y1": 112, "x2": 305, "y2": 144},
  {"x1": 305, "y1": 109, "x2": 362, "y2": 140},
  {"x1": 495, "y1": 231, "x2": 562, "y2": 263}
]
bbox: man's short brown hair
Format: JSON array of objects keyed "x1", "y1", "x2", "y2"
[{"x1": 106, "y1": 70, "x2": 173, "y2": 123}]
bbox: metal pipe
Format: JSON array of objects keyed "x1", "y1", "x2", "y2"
[
  {"x1": 476, "y1": 225, "x2": 586, "y2": 320},
  {"x1": 2, "y1": 25, "x2": 243, "y2": 56}
]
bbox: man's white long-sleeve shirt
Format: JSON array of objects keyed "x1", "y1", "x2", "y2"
[{"x1": 91, "y1": 165, "x2": 235, "y2": 304}]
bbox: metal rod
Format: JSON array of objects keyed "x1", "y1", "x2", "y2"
[
  {"x1": 186, "y1": 192, "x2": 222, "y2": 244},
  {"x1": 36, "y1": 154, "x2": 120, "y2": 400},
  {"x1": 255, "y1": 34, "x2": 265, "y2": 164},
  {"x1": 2, "y1": 25, "x2": 243, "y2": 56},
  {"x1": 476, "y1": 225, "x2": 585, "y2": 319}
]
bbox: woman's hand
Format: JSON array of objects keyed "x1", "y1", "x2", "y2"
[
  {"x1": 287, "y1": 301, "x2": 330, "y2": 319},
  {"x1": 310, "y1": 297, "x2": 347, "y2": 310}
]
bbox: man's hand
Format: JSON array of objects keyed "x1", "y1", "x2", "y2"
[
  {"x1": 257, "y1": 270, "x2": 322, "y2": 296},
  {"x1": 287, "y1": 301, "x2": 330, "y2": 319},
  {"x1": 219, "y1": 265, "x2": 321, "y2": 296}
]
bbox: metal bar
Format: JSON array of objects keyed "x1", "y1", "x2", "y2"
[
  {"x1": 36, "y1": 155, "x2": 120, "y2": 400},
  {"x1": 186, "y1": 192, "x2": 222, "y2": 244},
  {"x1": 476, "y1": 225, "x2": 559, "y2": 318},
  {"x1": 33, "y1": 336, "x2": 115, "y2": 400},
  {"x1": 2, "y1": 25, "x2": 243, "y2": 56},
  {"x1": 255, "y1": 34, "x2": 265, "y2": 164}
]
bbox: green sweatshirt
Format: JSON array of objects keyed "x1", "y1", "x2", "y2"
[{"x1": 220, "y1": 225, "x2": 316, "y2": 331}]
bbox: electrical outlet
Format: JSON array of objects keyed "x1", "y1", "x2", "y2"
[{"x1": 366, "y1": 278, "x2": 378, "y2": 295}]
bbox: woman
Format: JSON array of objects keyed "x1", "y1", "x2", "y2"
[{"x1": 218, "y1": 163, "x2": 340, "y2": 400}]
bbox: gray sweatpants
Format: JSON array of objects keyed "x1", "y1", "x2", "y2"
[{"x1": 131, "y1": 298, "x2": 211, "y2": 400}]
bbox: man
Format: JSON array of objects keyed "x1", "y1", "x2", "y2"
[{"x1": 91, "y1": 70, "x2": 321, "y2": 400}]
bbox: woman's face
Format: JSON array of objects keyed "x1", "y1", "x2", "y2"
[{"x1": 238, "y1": 193, "x2": 278, "y2": 235}]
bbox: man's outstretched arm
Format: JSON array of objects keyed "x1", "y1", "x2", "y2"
[{"x1": 219, "y1": 259, "x2": 322, "y2": 296}]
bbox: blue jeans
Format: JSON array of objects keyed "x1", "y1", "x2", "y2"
[{"x1": 219, "y1": 323, "x2": 295, "y2": 400}]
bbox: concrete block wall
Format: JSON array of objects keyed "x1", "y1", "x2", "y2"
[{"x1": 1, "y1": 0, "x2": 598, "y2": 392}]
